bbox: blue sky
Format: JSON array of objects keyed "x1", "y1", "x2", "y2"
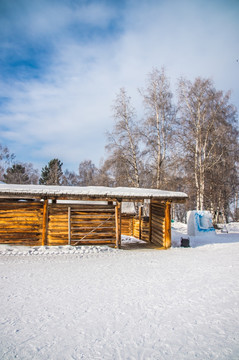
[{"x1": 0, "y1": 0, "x2": 238, "y2": 172}]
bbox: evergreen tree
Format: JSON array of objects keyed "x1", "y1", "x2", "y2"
[
  {"x1": 4, "y1": 164, "x2": 29, "y2": 184},
  {"x1": 39, "y1": 159, "x2": 63, "y2": 185},
  {"x1": 3, "y1": 162, "x2": 39, "y2": 184}
]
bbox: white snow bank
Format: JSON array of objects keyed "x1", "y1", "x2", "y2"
[
  {"x1": 226, "y1": 222, "x2": 239, "y2": 233},
  {"x1": 0, "y1": 236, "x2": 146, "y2": 256},
  {"x1": 0, "y1": 244, "x2": 117, "y2": 256},
  {"x1": 121, "y1": 235, "x2": 146, "y2": 245},
  {"x1": 1, "y1": 234, "x2": 239, "y2": 360},
  {"x1": 172, "y1": 221, "x2": 239, "y2": 248}
]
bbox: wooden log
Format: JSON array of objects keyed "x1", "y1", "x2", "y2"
[
  {"x1": 151, "y1": 214, "x2": 165, "y2": 224},
  {"x1": 51, "y1": 204, "x2": 114, "y2": 210},
  {"x1": 152, "y1": 221, "x2": 165, "y2": 231},
  {"x1": 139, "y1": 206, "x2": 142, "y2": 240},
  {"x1": 2, "y1": 240, "x2": 41, "y2": 246},
  {"x1": 71, "y1": 207, "x2": 115, "y2": 212},
  {"x1": 151, "y1": 231, "x2": 164, "y2": 242},
  {"x1": 152, "y1": 204, "x2": 165, "y2": 211},
  {"x1": 72, "y1": 230, "x2": 115, "y2": 236},
  {"x1": 151, "y1": 209, "x2": 165, "y2": 217},
  {"x1": 151, "y1": 212, "x2": 164, "y2": 221},
  {"x1": 71, "y1": 226, "x2": 115, "y2": 233},
  {"x1": 70, "y1": 239, "x2": 115, "y2": 244},
  {"x1": 151, "y1": 202, "x2": 165, "y2": 209},
  {"x1": 149, "y1": 201, "x2": 152, "y2": 242},
  {"x1": 115, "y1": 202, "x2": 121, "y2": 248},
  {"x1": 68, "y1": 206, "x2": 71, "y2": 245},
  {"x1": 151, "y1": 238, "x2": 164, "y2": 247},
  {"x1": 151, "y1": 218, "x2": 165, "y2": 229},
  {"x1": 164, "y1": 201, "x2": 171, "y2": 249},
  {"x1": 0, "y1": 213, "x2": 42, "y2": 219},
  {"x1": 42, "y1": 199, "x2": 48, "y2": 246},
  {"x1": 70, "y1": 218, "x2": 115, "y2": 224},
  {"x1": 48, "y1": 236, "x2": 68, "y2": 241},
  {"x1": 151, "y1": 226, "x2": 165, "y2": 238},
  {"x1": 152, "y1": 230, "x2": 164, "y2": 240}
]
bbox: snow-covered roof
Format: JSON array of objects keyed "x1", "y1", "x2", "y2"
[{"x1": 0, "y1": 184, "x2": 187, "y2": 202}]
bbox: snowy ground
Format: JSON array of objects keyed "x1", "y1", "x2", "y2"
[{"x1": 0, "y1": 223, "x2": 239, "y2": 359}]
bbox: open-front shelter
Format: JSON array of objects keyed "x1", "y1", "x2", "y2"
[{"x1": 0, "y1": 184, "x2": 187, "y2": 249}]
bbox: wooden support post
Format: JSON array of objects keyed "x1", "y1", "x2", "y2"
[
  {"x1": 115, "y1": 201, "x2": 121, "y2": 249},
  {"x1": 149, "y1": 200, "x2": 152, "y2": 243},
  {"x1": 42, "y1": 199, "x2": 48, "y2": 246},
  {"x1": 139, "y1": 205, "x2": 142, "y2": 240},
  {"x1": 68, "y1": 206, "x2": 71, "y2": 245},
  {"x1": 119, "y1": 202, "x2": 121, "y2": 248},
  {"x1": 164, "y1": 201, "x2": 171, "y2": 249}
]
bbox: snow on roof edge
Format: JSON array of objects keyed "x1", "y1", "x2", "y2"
[{"x1": 0, "y1": 184, "x2": 188, "y2": 201}]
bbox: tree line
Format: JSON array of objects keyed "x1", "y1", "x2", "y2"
[{"x1": 0, "y1": 68, "x2": 238, "y2": 221}]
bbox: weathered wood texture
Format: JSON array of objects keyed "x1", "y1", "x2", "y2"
[
  {"x1": 164, "y1": 202, "x2": 171, "y2": 249},
  {"x1": 0, "y1": 201, "x2": 43, "y2": 246},
  {"x1": 48, "y1": 203, "x2": 116, "y2": 246},
  {"x1": 121, "y1": 214, "x2": 150, "y2": 242},
  {"x1": 121, "y1": 215, "x2": 134, "y2": 236},
  {"x1": 115, "y1": 202, "x2": 121, "y2": 248},
  {"x1": 151, "y1": 200, "x2": 171, "y2": 248},
  {"x1": 42, "y1": 199, "x2": 48, "y2": 246},
  {"x1": 0, "y1": 200, "x2": 171, "y2": 248},
  {"x1": 141, "y1": 217, "x2": 150, "y2": 241}
]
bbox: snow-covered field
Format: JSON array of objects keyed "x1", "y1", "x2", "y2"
[{"x1": 1, "y1": 223, "x2": 239, "y2": 359}]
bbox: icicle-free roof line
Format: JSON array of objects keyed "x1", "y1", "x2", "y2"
[{"x1": 0, "y1": 184, "x2": 188, "y2": 202}]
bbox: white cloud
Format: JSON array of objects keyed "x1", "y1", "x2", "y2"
[{"x1": 0, "y1": 0, "x2": 238, "y2": 171}]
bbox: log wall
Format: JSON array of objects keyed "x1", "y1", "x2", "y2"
[
  {"x1": 0, "y1": 201, "x2": 117, "y2": 247},
  {"x1": 48, "y1": 204, "x2": 68, "y2": 245},
  {"x1": 121, "y1": 215, "x2": 150, "y2": 242},
  {"x1": 70, "y1": 204, "x2": 116, "y2": 246},
  {"x1": 121, "y1": 215, "x2": 134, "y2": 236},
  {"x1": 0, "y1": 199, "x2": 171, "y2": 248},
  {"x1": 151, "y1": 200, "x2": 171, "y2": 248},
  {"x1": 48, "y1": 203, "x2": 116, "y2": 246},
  {"x1": 0, "y1": 201, "x2": 43, "y2": 246}
]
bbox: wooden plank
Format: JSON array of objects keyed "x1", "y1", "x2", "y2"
[
  {"x1": 70, "y1": 239, "x2": 115, "y2": 245},
  {"x1": 151, "y1": 229, "x2": 164, "y2": 242},
  {"x1": 151, "y1": 218, "x2": 165, "y2": 228},
  {"x1": 68, "y1": 206, "x2": 71, "y2": 245},
  {"x1": 118, "y1": 202, "x2": 121, "y2": 248},
  {"x1": 139, "y1": 206, "x2": 142, "y2": 240},
  {"x1": 71, "y1": 209, "x2": 115, "y2": 213},
  {"x1": 0, "y1": 201, "x2": 43, "y2": 246},
  {"x1": 151, "y1": 226, "x2": 165, "y2": 238},
  {"x1": 149, "y1": 201, "x2": 152, "y2": 242},
  {"x1": 42, "y1": 199, "x2": 48, "y2": 246},
  {"x1": 164, "y1": 201, "x2": 171, "y2": 249},
  {"x1": 151, "y1": 214, "x2": 165, "y2": 223},
  {"x1": 71, "y1": 231, "x2": 115, "y2": 237},
  {"x1": 115, "y1": 202, "x2": 121, "y2": 248},
  {"x1": 71, "y1": 226, "x2": 115, "y2": 232},
  {"x1": 70, "y1": 218, "x2": 115, "y2": 224}
]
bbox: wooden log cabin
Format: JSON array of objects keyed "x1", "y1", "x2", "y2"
[{"x1": 0, "y1": 184, "x2": 187, "y2": 249}]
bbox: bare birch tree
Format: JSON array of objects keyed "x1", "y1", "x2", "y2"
[
  {"x1": 3, "y1": 162, "x2": 39, "y2": 184},
  {"x1": 106, "y1": 88, "x2": 141, "y2": 187},
  {"x1": 140, "y1": 67, "x2": 175, "y2": 188},
  {"x1": 177, "y1": 77, "x2": 238, "y2": 211},
  {"x1": 0, "y1": 144, "x2": 15, "y2": 181}
]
